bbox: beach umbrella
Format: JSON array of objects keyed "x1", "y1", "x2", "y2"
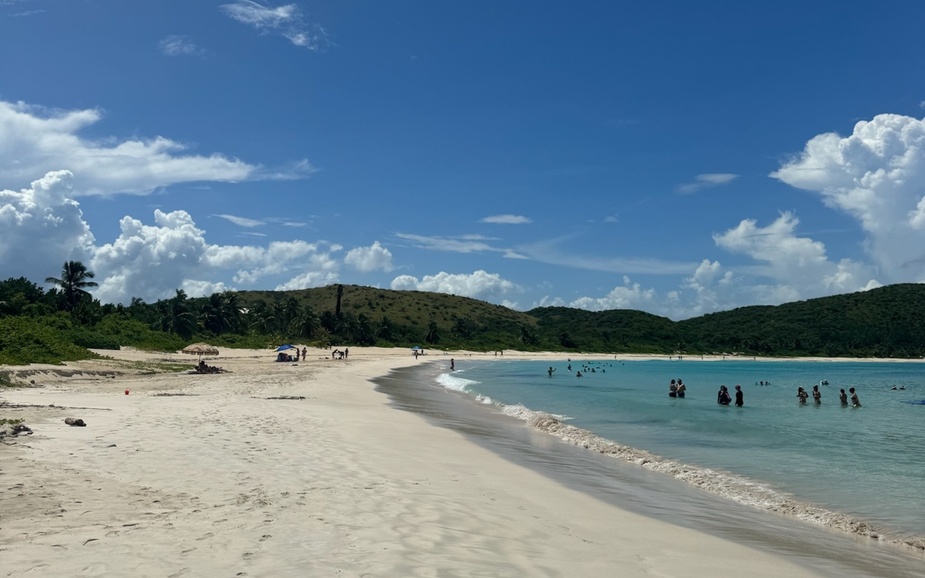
[
  {"x1": 411, "y1": 345, "x2": 422, "y2": 351},
  {"x1": 181, "y1": 342, "x2": 219, "y2": 360},
  {"x1": 275, "y1": 344, "x2": 296, "y2": 352}
]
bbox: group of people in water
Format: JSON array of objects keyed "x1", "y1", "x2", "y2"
[
  {"x1": 667, "y1": 379, "x2": 861, "y2": 408},
  {"x1": 797, "y1": 385, "x2": 861, "y2": 407},
  {"x1": 671, "y1": 378, "x2": 742, "y2": 407}
]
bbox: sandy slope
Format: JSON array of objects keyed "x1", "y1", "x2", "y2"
[{"x1": 0, "y1": 347, "x2": 824, "y2": 577}]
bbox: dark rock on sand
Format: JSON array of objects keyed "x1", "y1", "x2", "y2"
[{"x1": 65, "y1": 417, "x2": 87, "y2": 427}]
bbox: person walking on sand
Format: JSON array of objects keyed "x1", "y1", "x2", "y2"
[
  {"x1": 839, "y1": 388, "x2": 848, "y2": 406},
  {"x1": 450, "y1": 358, "x2": 455, "y2": 371},
  {"x1": 734, "y1": 385, "x2": 743, "y2": 407},
  {"x1": 812, "y1": 384, "x2": 822, "y2": 404},
  {"x1": 850, "y1": 387, "x2": 861, "y2": 407}
]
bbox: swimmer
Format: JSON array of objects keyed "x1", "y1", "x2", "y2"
[
  {"x1": 547, "y1": 366, "x2": 556, "y2": 377},
  {"x1": 850, "y1": 387, "x2": 861, "y2": 408}
]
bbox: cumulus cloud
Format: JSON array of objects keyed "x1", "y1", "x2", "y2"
[
  {"x1": 0, "y1": 170, "x2": 95, "y2": 284},
  {"x1": 771, "y1": 113, "x2": 925, "y2": 283},
  {"x1": 390, "y1": 270, "x2": 520, "y2": 301},
  {"x1": 677, "y1": 173, "x2": 738, "y2": 194},
  {"x1": 220, "y1": 1, "x2": 330, "y2": 50},
  {"x1": 712, "y1": 212, "x2": 879, "y2": 303},
  {"x1": 158, "y1": 35, "x2": 206, "y2": 57},
  {"x1": 345, "y1": 241, "x2": 393, "y2": 272},
  {"x1": 275, "y1": 270, "x2": 339, "y2": 291},
  {"x1": 568, "y1": 276, "x2": 658, "y2": 311},
  {"x1": 86, "y1": 208, "x2": 343, "y2": 304},
  {"x1": 480, "y1": 214, "x2": 532, "y2": 225},
  {"x1": 0, "y1": 100, "x2": 313, "y2": 196}
]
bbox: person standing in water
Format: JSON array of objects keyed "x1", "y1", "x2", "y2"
[
  {"x1": 734, "y1": 385, "x2": 744, "y2": 407},
  {"x1": 669, "y1": 379, "x2": 678, "y2": 398},
  {"x1": 676, "y1": 379, "x2": 686, "y2": 398},
  {"x1": 839, "y1": 389, "x2": 849, "y2": 406},
  {"x1": 797, "y1": 387, "x2": 809, "y2": 405},
  {"x1": 547, "y1": 366, "x2": 556, "y2": 377},
  {"x1": 450, "y1": 358, "x2": 455, "y2": 371},
  {"x1": 850, "y1": 387, "x2": 861, "y2": 407},
  {"x1": 812, "y1": 385, "x2": 822, "y2": 404}
]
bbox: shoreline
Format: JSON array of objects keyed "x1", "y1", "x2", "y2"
[{"x1": 0, "y1": 346, "x2": 911, "y2": 576}]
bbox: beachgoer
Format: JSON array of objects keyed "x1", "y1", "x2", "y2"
[
  {"x1": 676, "y1": 379, "x2": 686, "y2": 398},
  {"x1": 797, "y1": 387, "x2": 809, "y2": 405},
  {"x1": 547, "y1": 366, "x2": 555, "y2": 376},
  {"x1": 669, "y1": 379, "x2": 678, "y2": 398},
  {"x1": 734, "y1": 385, "x2": 743, "y2": 407},
  {"x1": 576, "y1": 371, "x2": 582, "y2": 378},
  {"x1": 812, "y1": 385, "x2": 822, "y2": 404},
  {"x1": 344, "y1": 348, "x2": 349, "y2": 360},
  {"x1": 717, "y1": 385, "x2": 731, "y2": 405},
  {"x1": 450, "y1": 358, "x2": 455, "y2": 371},
  {"x1": 839, "y1": 389, "x2": 848, "y2": 405},
  {"x1": 850, "y1": 387, "x2": 861, "y2": 407},
  {"x1": 301, "y1": 347, "x2": 307, "y2": 361}
]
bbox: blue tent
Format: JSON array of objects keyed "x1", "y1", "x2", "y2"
[
  {"x1": 276, "y1": 344, "x2": 295, "y2": 352},
  {"x1": 411, "y1": 345, "x2": 422, "y2": 351}
]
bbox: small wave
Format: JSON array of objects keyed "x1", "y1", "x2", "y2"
[
  {"x1": 501, "y1": 405, "x2": 925, "y2": 552},
  {"x1": 435, "y1": 372, "x2": 479, "y2": 393}
]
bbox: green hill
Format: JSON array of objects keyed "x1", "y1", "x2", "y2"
[{"x1": 4, "y1": 275, "x2": 925, "y2": 364}]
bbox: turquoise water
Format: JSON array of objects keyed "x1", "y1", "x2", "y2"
[{"x1": 436, "y1": 358, "x2": 925, "y2": 543}]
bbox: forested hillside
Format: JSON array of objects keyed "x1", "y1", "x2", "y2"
[{"x1": 3, "y1": 262, "x2": 925, "y2": 365}]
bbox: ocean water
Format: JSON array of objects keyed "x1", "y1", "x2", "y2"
[{"x1": 375, "y1": 357, "x2": 925, "y2": 576}]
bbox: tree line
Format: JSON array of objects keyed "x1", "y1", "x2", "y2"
[{"x1": 3, "y1": 261, "x2": 925, "y2": 365}]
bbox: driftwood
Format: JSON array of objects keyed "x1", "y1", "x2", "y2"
[{"x1": 64, "y1": 417, "x2": 87, "y2": 427}]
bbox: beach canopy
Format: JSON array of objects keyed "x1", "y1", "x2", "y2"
[
  {"x1": 411, "y1": 345, "x2": 422, "y2": 350},
  {"x1": 275, "y1": 344, "x2": 296, "y2": 352},
  {"x1": 181, "y1": 342, "x2": 219, "y2": 359}
]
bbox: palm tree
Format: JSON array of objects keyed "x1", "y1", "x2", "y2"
[
  {"x1": 45, "y1": 260, "x2": 98, "y2": 310},
  {"x1": 156, "y1": 289, "x2": 196, "y2": 340}
]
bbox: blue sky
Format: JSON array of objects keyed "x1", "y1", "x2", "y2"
[{"x1": 3, "y1": 1, "x2": 925, "y2": 319}]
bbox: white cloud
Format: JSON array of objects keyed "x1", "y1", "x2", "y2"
[
  {"x1": 158, "y1": 35, "x2": 206, "y2": 57},
  {"x1": 220, "y1": 1, "x2": 330, "y2": 50},
  {"x1": 568, "y1": 276, "x2": 658, "y2": 311},
  {"x1": 713, "y1": 212, "x2": 877, "y2": 296},
  {"x1": 85, "y1": 207, "x2": 343, "y2": 304},
  {"x1": 0, "y1": 100, "x2": 313, "y2": 196},
  {"x1": 275, "y1": 270, "x2": 339, "y2": 291},
  {"x1": 214, "y1": 213, "x2": 264, "y2": 228},
  {"x1": 390, "y1": 270, "x2": 520, "y2": 301},
  {"x1": 771, "y1": 113, "x2": 925, "y2": 283},
  {"x1": 0, "y1": 170, "x2": 95, "y2": 284},
  {"x1": 345, "y1": 241, "x2": 393, "y2": 272},
  {"x1": 396, "y1": 232, "x2": 501, "y2": 254},
  {"x1": 480, "y1": 214, "x2": 532, "y2": 225},
  {"x1": 677, "y1": 173, "x2": 738, "y2": 194}
]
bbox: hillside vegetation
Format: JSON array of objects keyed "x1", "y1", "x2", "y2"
[{"x1": 3, "y1": 266, "x2": 925, "y2": 365}]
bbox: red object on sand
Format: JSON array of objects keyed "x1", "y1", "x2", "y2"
[{"x1": 125, "y1": 389, "x2": 129, "y2": 395}]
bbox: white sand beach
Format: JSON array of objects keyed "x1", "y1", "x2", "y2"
[{"x1": 0, "y1": 347, "x2": 828, "y2": 577}]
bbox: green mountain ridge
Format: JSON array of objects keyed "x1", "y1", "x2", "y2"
[{"x1": 3, "y1": 276, "x2": 925, "y2": 365}]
